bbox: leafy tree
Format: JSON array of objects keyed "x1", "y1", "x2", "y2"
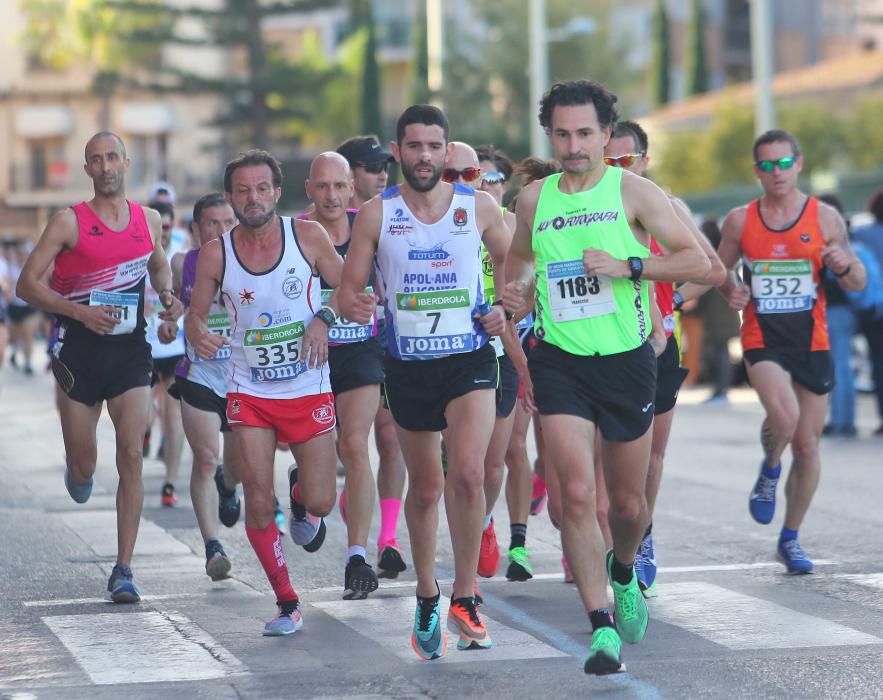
[
  {"x1": 650, "y1": 0, "x2": 671, "y2": 106},
  {"x1": 408, "y1": 0, "x2": 431, "y2": 104},
  {"x1": 843, "y1": 95, "x2": 883, "y2": 171},
  {"x1": 685, "y1": 0, "x2": 708, "y2": 96}
]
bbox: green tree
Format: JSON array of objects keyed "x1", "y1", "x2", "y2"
[
  {"x1": 408, "y1": 0, "x2": 430, "y2": 104},
  {"x1": 651, "y1": 0, "x2": 671, "y2": 106},
  {"x1": 685, "y1": 0, "x2": 708, "y2": 96},
  {"x1": 355, "y1": 0, "x2": 383, "y2": 136},
  {"x1": 843, "y1": 95, "x2": 883, "y2": 171}
]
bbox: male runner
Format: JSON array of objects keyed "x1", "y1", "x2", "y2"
[
  {"x1": 604, "y1": 119, "x2": 725, "y2": 595},
  {"x1": 502, "y1": 80, "x2": 709, "y2": 675},
  {"x1": 337, "y1": 135, "x2": 394, "y2": 209},
  {"x1": 16, "y1": 131, "x2": 183, "y2": 602},
  {"x1": 339, "y1": 105, "x2": 511, "y2": 659},
  {"x1": 302, "y1": 152, "x2": 388, "y2": 598},
  {"x1": 168, "y1": 192, "x2": 241, "y2": 580},
  {"x1": 186, "y1": 149, "x2": 341, "y2": 635},
  {"x1": 715, "y1": 129, "x2": 864, "y2": 573}
]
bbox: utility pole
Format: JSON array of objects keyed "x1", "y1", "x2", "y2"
[
  {"x1": 750, "y1": 0, "x2": 776, "y2": 134},
  {"x1": 528, "y1": 0, "x2": 549, "y2": 158}
]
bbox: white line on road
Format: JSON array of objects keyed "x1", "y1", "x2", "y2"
[
  {"x1": 42, "y1": 611, "x2": 246, "y2": 685},
  {"x1": 60, "y1": 511, "x2": 192, "y2": 558},
  {"x1": 650, "y1": 581, "x2": 882, "y2": 650},
  {"x1": 833, "y1": 573, "x2": 883, "y2": 590},
  {"x1": 312, "y1": 596, "x2": 568, "y2": 664}
]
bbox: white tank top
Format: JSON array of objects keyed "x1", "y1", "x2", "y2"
[
  {"x1": 145, "y1": 282, "x2": 186, "y2": 359},
  {"x1": 221, "y1": 216, "x2": 329, "y2": 399},
  {"x1": 376, "y1": 184, "x2": 489, "y2": 360}
]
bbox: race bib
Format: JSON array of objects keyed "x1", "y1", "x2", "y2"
[
  {"x1": 243, "y1": 320, "x2": 307, "y2": 382},
  {"x1": 192, "y1": 311, "x2": 232, "y2": 362},
  {"x1": 395, "y1": 288, "x2": 473, "y2": 358},
  {"x1": 321, "y1": 287, "x2": 375, "y2": 344},
  {"x1": 89, "y1": 290, "x2": 138, "y2": 335},
  {"x1": 546, "y1": 260, "x2": 616, "y2": 322},
  {"x1": 750, "y1": 259, "x2": 814, "y2": 314}
]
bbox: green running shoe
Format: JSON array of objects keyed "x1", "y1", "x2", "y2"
[
  {"x1": 505, "y1": 546, "x2": 533, "y2": 581},
  {"x1": 606, "y1": 551, "x2": 648, "y2": 644},
  {"x1": 583, "y1": 626, "x2": 625, "y2": 675}
]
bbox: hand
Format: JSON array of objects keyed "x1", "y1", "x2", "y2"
[
  {"x1": 303, "y1": 317, "x2": 329, "y2": 369},
  {"x1": 822, "y1": 244, "x2": 850, "y2": 277},
  {"x1": 77, "y1": 304, "x2": 121, "y2": 335},
  {"x1": 347, "y1": 292, "x2": 376, "y2": 324},
  {"x1": 649, "y1": 326, "x2": 667, "y2": 357},
  {"x1": 721, "y1": 282, "x2": 751, "y2": 311},
  {"x1": 194, "y1": 331, "x2": 228, "y2": 360},
  {"x1": 157, "y1": 320, "x2": 179, "y2": 344},
  {"x1": 158, "y1": 293, "x2": 184, "y2": 322},
  {"x1": 583, "y1": 248, "x2": 629, "y2": 279},
  {"x1": 502, "y1": 280, "x2": 529, "y2": 318},
  {"x1": 475, "y1": 305, "x2": 506, "y2": 336},
  {"x1": 515, "y1": 364, "x2": 538, "y2": 414}
]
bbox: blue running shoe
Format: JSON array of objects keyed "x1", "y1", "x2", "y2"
[
  {"x1": 262, "y1": 601, "x2": 303, "y2": 636},
  {"x1": 777, "y1": 539, "x2": 814, "y2": 575},
  {"x1": 64, "y1": 469, "x2": 93, "y2": 504},
  {"x1": 749, "y1": 462, "x2": 780, "y2": 524},
  {"x1": 106, "y1": 565, "x2": 141, "y2": 603},
  {"x1": 635, "y1": 533, "x2": 657, "y2": 595},
  {"x1": 411, "y1": 585, "x2": 446, "y2": 660}
]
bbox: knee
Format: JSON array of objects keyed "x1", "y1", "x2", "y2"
[
  {"x1": 191, "y1": 450, "x2": 218, "y2": 480},
  {"x1": 447, "y1": 460, "x2": 484, "y2": 498},
  {"x1": 791, "y1": 438, "x2": 820, "y2": 464},
  {"x1": 483, "y1": 456, "x2": 505, "y2": 483},
  {"x1": 769, "y1": 411, "x2": 799, "y2": 441},
  {"x1": 338, "y1": 431, "x2": 369, "y2": 469},
  {"x1": 410, "y1": 475, "x2": 445, "y2": 509},
  {"x1": 304, "y1": 488, "x2": 335, "y2": 517},
  {"x1": 115, "y1": 444, "x2": 143, "y2": 472},
  {"x1": 376, "y1": 427, "x2": 400, "y2": 463},
  {"x1": 608, "y1": 490, "x2": 645, "y2": 525},
  {"x1": 560, "y1": 479, "x2": 596, "y2": 518}
]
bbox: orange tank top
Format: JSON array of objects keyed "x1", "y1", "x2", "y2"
[{"x1": 740, "y1": 196, "x2": 828, "y2": 352}]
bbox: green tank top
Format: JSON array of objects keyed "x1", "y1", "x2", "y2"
[
  {"x1": 481, "y1": 206, "x2": 508, "y2": 304},
  {"x1": 532, "y1": 168, "x2": 651, "y2": 356}
]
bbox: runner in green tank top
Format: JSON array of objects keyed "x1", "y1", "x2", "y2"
[{"x1": 502, "y1": 80, "x2": 710, "y2": 677}]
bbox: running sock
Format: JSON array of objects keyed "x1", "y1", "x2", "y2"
[
  {"x1": 280, "y1": 599, "x2": 299, "y2": 615},
  {"x1": 610, "y1": 555, "x2": 635, "y2": 586},
  {"x1": 347, "y1": 544, "x2": 367, "y2": 562},
  {"x1": 588, "y1": 608, "x2": 615, "y2": 631},
  {"x1": 779, "y1": 527, "x2": 798, "y2": 544},
  {"x1": 644, "y1": 521, "x2": 653, "y2": 539},
  {"x1": 378, "y1": 498, "x2": 401, "y2": 546},
  {"x1": 246, "y1": 521, "x2": 297, "y2": 602},
  {"x1": 761, "y1": 461, "x2": 782, "y2": 478},
  {"x1": 509, "y1": 523, "x2": 527, "y2": 550},
  {"x1": 482, "y1": 513, "x2": 493, "y2": 531}
]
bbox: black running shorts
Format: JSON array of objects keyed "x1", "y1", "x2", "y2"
[
  {"x1": 384, "y1": 343, "x2": 498, "y2": 432},
  {"x1": 170, "y1": 375, "x2": 230, "y2": 431},
  {"x1": 153, "y1": 355, "x2": 184, "y2": 382},
  {"x1": 529, "y1": 340, "x2": 657, "y2": 443},
  {"x1": 743, "y1": 348, "x2": 834, "y2": 395},
  {"x1": 655, "y1": 335, "x2": 689, "y2": 415},
  {"x1": 496, "y1": 352, "x2": 519, "y2": 419},
  {"x1": 52, "y1": 334, "x2": 153, "y2": 406},
  {"x1": 329, "y1": 338, "x2": 385, "y2": 396}
]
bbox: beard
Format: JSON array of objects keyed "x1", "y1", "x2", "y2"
[
  {"x1": 234, "y1": 202, "x2": 275, "y2": 229},
  {"x1": 401, "y1": 160, "x2": 442, "y2": 192},
  {"x1": 94, "y1": 172, "x2": 123, "y2": 196}
]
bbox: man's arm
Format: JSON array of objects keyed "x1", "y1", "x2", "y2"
[
  {"x1": 670, "y1": 198, "x2": 727, "y2": 286},
  {"x1": 476, "y1": 191, "x2": 509, "y2": 335},
  {"x1": 170, "y1": 252, "x2": 186, "y2": 299},
  {"x1": 184, "y1": 238, "x2": 227, "y2": 359},
  {"x1": 712, "y1": 207, "x2": 751, "y2": 310},
  {"x1": 502, "y1": 180, "x2": 541, "y2": 317},
  {"x1": 818, "y1": 202, "x2": 866, "y2": 292},
  {"x1": 339, "y1": 198, "x2": 383, "y2": 324}
]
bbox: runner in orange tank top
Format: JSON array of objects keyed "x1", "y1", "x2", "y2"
[{"x1": 716, "y1": 129, "x2": 866, "y2": 575}]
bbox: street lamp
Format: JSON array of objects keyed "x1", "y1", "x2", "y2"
[
  {"x1": 528, "y1": 0, "x2": 596, "y2": 158},
  {"x1": 750, "y1": 0, "x2": 776, "y2": 134}
]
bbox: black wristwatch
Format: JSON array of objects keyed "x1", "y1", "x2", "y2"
[
  {"x1": 492, "y1": 300, "x2": 514, "y2": 321},
  {"x1": 672, "y1": 290, "x2": 685, "y2": 311},
  {"x1": 315, "y1": 306, "x2": 337, "y2": 328},
  {"x1": 627, "y1": 256, "x2": 644, "y2": 281}
]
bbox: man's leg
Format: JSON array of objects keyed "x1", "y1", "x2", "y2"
[
  {"x1": 647, "y1": 410, "x2": 675, "y2": 517},
  {"x1": 289, "y1": 431, "x2": 337, "y2": 518},
  {"x1": 375, "y1": 402, "x2": 407, "y2": 574},
  {"x1": 784, "y1": 384, "x2": 826, "y2": 531},
  {"x1": 56, "y1": 392, "x2": 102, "y2": 488},
  {"x1": 160, "y1": 375, "x2": 185, "y2": 500},
  {"x1": 602, "y1": 431, "x2": 653, "y2": 571},
  {"x1": 504, "y1": 401, "x2": 536, "y2": 579},
  {"x1": 106, "y1": 386, "x2": 151, "y2": 566},
  {"x1": 478, "y1": 411, "x2": 516, "y2": 578},
  {"x1": 180, "y1": 400, "x2": 222, "y2": 545}
]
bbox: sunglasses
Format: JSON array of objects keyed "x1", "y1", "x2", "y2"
[
  {"x1": 441, "y1": 167, "x2": 482, "y2": 183},
  {"x1": 755, "y1": 156, "x2": 796, "y2": 173},
  {"x1": 480, "y1": 172, "x2": 506, "y2": 185},
  {"x1": 357, "y1": 161, "x2": 390, "y2": 174},
  {"x1": 603, "y1": 153, "x2": 644, "y2": 168}
]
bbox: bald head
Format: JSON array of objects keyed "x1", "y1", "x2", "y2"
[
  {"x1": 306, "y1": 151, "x2": 354, "y2": 226},
  {"x1": 446, "y1": 141, "x2": 479, "y2": 170},
  {"x1": 85, "y1": 131, "x2": 126, "y2": 162}
]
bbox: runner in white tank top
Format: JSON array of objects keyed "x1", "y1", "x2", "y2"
[{"x1": 185, "y1": 150, "x2": 343, "y2": 637}]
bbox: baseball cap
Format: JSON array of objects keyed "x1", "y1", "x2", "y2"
[
  {"x1": 336, "y1": 137, "x2": 393, "y2": 168},
  {"x1": 147, "y1": 180, "x2": 177, "y2": 204}
]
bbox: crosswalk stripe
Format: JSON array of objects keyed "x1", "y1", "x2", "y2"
[
  {"x1": 650, "y1": 581, "x2": 882, "y2": 649},
  {"x1": 312, "y1": 596, "x2": 568, "y2": 664},
  {"x1": 60, "y1": 511, "x2": 191, "y2": 558},
  {"x1": 42, "y1": 612, "x2": 246, "y2": 685}
]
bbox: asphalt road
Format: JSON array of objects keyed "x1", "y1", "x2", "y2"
[{"x1": 1, "y1": 364, "x2": 882, "y2": 700}]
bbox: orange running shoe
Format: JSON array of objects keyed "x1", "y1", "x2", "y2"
[{"x1": 447, "y1": 596, "x2": 492, "y2": 650}]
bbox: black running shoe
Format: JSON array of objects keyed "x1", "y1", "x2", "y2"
[
  {"x1": 205, "y1": 539, "x2": 232, "y2": 581},
  {"x1": 377, "y1": 544, "x2": 408, "y2": 579},
  {"x1": 343, "y1": 555, "x2": 379, "y2": 600},
  {"x1": 214, "y1": 464, "x2": 241, "y2": 527}
]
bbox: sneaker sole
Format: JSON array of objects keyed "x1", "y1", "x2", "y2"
[
  {"x1": 584, "y1": 651, "x2": 625, "y2": 675},
  {"x1": 377, "y1": 547, "x2": 407, "y2": 578},
  {"x1": 302, "y1": 518, "x2": 326, "y2": 553},
  {"x1": 107, "y1": 588, "x2": 141, "y2": 604},
  {"x1": 411, "y1": 631, "x2": 447, "y2": 660},
  {"x1": 506, "y1": 562, "x2": 533, "y2": 582},
  {"x1": 206, "y1": 555, "x2": 232, "y2": 581},
  {"x1": 446, "y1": 615, "x2": 490, "y2": 648},
  {"x1": 343, "y1": 569, "x2": 379, "y2": 600},
  {"x1": 775, "y1": 553, "x2": 814, "y2": 575},
  {"x1": 262, "y1": 624, "x2": 298, "y2": 637}
]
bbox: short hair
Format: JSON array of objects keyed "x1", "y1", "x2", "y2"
[
  {"x1": 613, "y1": 120, "x2": 649, "y2": 154},
  {"x1": 514, "y1": 156, "x2": 561, "y2": 185},
  {"x1": 85, "y1": 131, "x2": 126, "y2": 161},
  {"x1": 149, "y1": 200, "x2": 175, "y2": 222},
  {"x1": 475, "y1": 144, "x2": 514, "y2": 182},
  {"x1": 223, "y1": 149, "x2": 283, "y2": 193},
  {"x1": 538, "y1": 80, "x2": 619, "y2": 131},
  {"x1": 193, "y1": 192, "x2": 228, "y2": 223},
  {"x1": 868, "y1": 187, "x2": 883, "y2": 223},
  {"x1": 396, "y1": 104, "x2": 449, "y2": 144},
  {"x1": 752, "y1": 129, "x2": 801, "y2": 162}
]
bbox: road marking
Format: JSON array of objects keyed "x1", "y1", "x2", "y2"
[
  {"x1": 42, "y1": 611, "x2": 246, "y2": 685},
  {"x1": 312, "y1": 596, "x2": 568, "y2": 664},
  {"x1": 650, "y1": 581, "x2": 882, "y2": 650},
  {"x1": 60, "y1": 511, "x2": 191, "y2": 558},
  {"x1": 24, "y1": 593, "x2": 206, "y2": 608},
  {"x1": 834, "y1": 573, "x2": 883, "y2": 590}
]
